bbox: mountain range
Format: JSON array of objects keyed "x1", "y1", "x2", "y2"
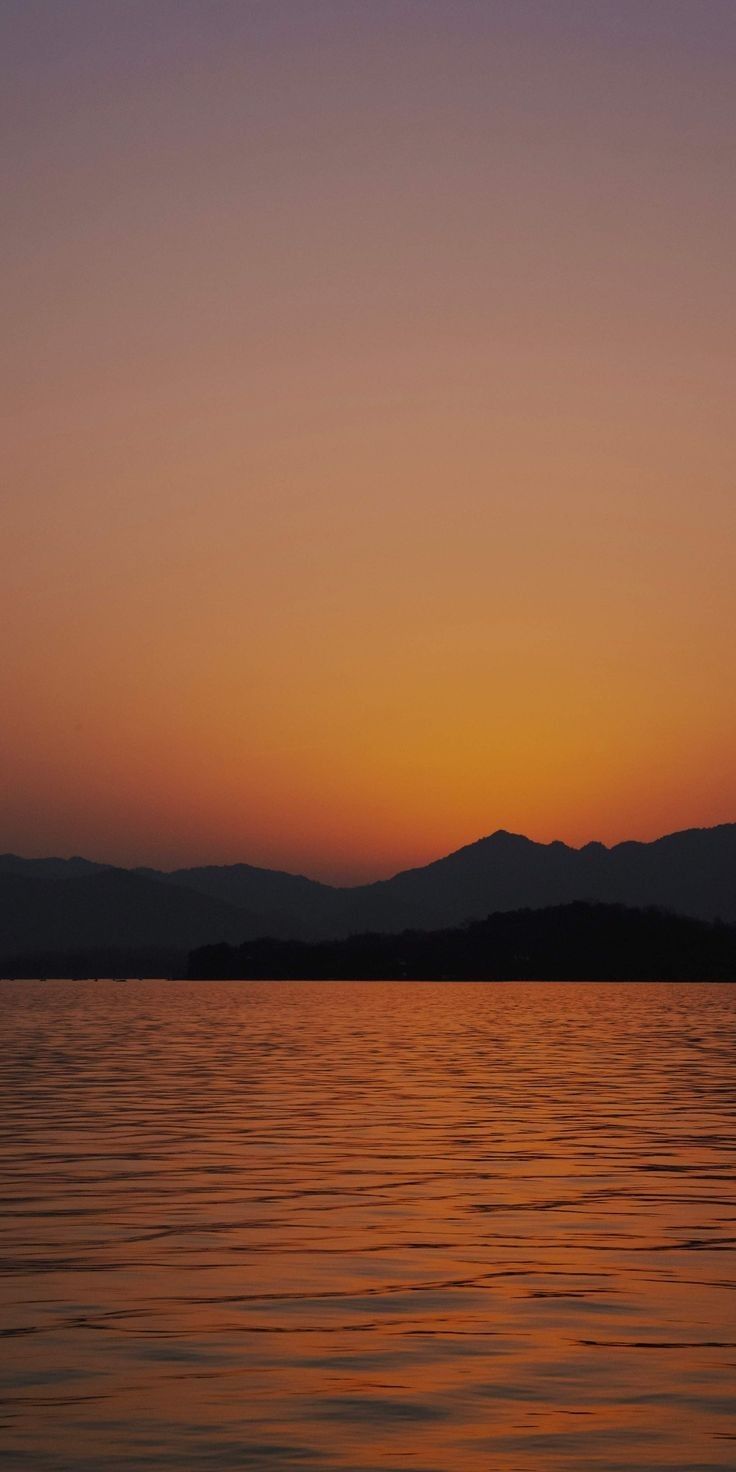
[{"x1": 1, "y1": 823, "x2": 734, "y2": 972}]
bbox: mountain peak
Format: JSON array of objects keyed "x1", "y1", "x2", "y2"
[
  {"x1": 2, "y1": 823, "x2": 735, "y2": 972},
  {"x1": 482, "y1": 829, "x2": 532, "y2": 847}
]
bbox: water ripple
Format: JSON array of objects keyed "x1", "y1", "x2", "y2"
[{"x1": 1, "y1": 979, "x2": 735, "y2": 1469}]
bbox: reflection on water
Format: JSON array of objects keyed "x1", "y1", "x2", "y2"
[{"x1": 1, "y1": 979, "x2": 735, "y2": 1470}]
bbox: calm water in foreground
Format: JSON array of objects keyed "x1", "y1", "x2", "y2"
[{"x1": 1, "y1": 981, "x2": 735, "y2": 1472}]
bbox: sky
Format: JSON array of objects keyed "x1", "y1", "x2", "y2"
[{"x1": 2, "y1": 0, "x2": 735, "y2": 883}]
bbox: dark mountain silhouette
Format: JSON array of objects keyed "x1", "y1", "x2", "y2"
[
  {"x1": 189, "y1": 903, "x2": 736, "y2": 982},
  {"x1": 133, "y1": 823, "x2": 736, "y2": 935},
  {"x1": 332, "y1": 824, "x2": 736, "y2": 934},
  {"x1": 1, "y1": 824, "x2": 734, "y2": 974},
  {"x1": 0, "y1": 869, "x2": 263, "y2": 956},
  {"x1": 135, "y1": 861, "x2": 337, "y2": 939}
]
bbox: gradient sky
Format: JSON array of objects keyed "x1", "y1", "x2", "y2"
[{"x1": 2, "y1": 1, "x2": 735, "y2": 882}]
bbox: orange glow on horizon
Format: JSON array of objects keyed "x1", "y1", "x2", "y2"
[{"x1": 2, "y1": 4, "x2": 735, "y2": 882}]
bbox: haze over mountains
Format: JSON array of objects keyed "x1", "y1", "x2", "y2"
[{"x1": 1, "y1": 824, "x2": 734, "y2": 971}]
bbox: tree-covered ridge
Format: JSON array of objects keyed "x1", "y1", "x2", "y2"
[{"x1": 188, "y1": 903, "x2": 736, "y2": 982}]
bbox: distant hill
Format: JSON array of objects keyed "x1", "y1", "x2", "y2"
[
  {"x1": 135, "y1": 861, "x2": 339, "y2": 939},
  {"x1": 189, "y1": 903, "x2": 736, "y2": 982},
  {"x1": 142, "y1": 824, "x2": 736, "y2": 935},
  {"x1": 0, "y1": 869, "x2": 263, "y2": 956},
  {"x1": 335, "y1": 824, "x2": 736, "y2": 934},
  {"x1": 1, "y1": 824, "x2": 734, "y2": 973}
]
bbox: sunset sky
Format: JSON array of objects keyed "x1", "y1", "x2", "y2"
[{"x1": 3, "y1": 1, "x2": 735, "y2": 882}]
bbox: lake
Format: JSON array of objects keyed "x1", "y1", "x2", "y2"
[{"x1": 1, "y1": 979, "x2": 735, "y2": 1470}]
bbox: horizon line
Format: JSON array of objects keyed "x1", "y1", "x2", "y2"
[{"x1": 3, "y1": 819, "x2": 734, "y2": 891}]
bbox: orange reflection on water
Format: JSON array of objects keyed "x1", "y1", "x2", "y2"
[{"x1": 1, "y1": 979, "x2": 735, "y2": 1470}]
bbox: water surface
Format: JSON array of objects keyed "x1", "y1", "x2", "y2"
[{"x1": 1, "y1": 980, "x2": 735, "y2": 1470}]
